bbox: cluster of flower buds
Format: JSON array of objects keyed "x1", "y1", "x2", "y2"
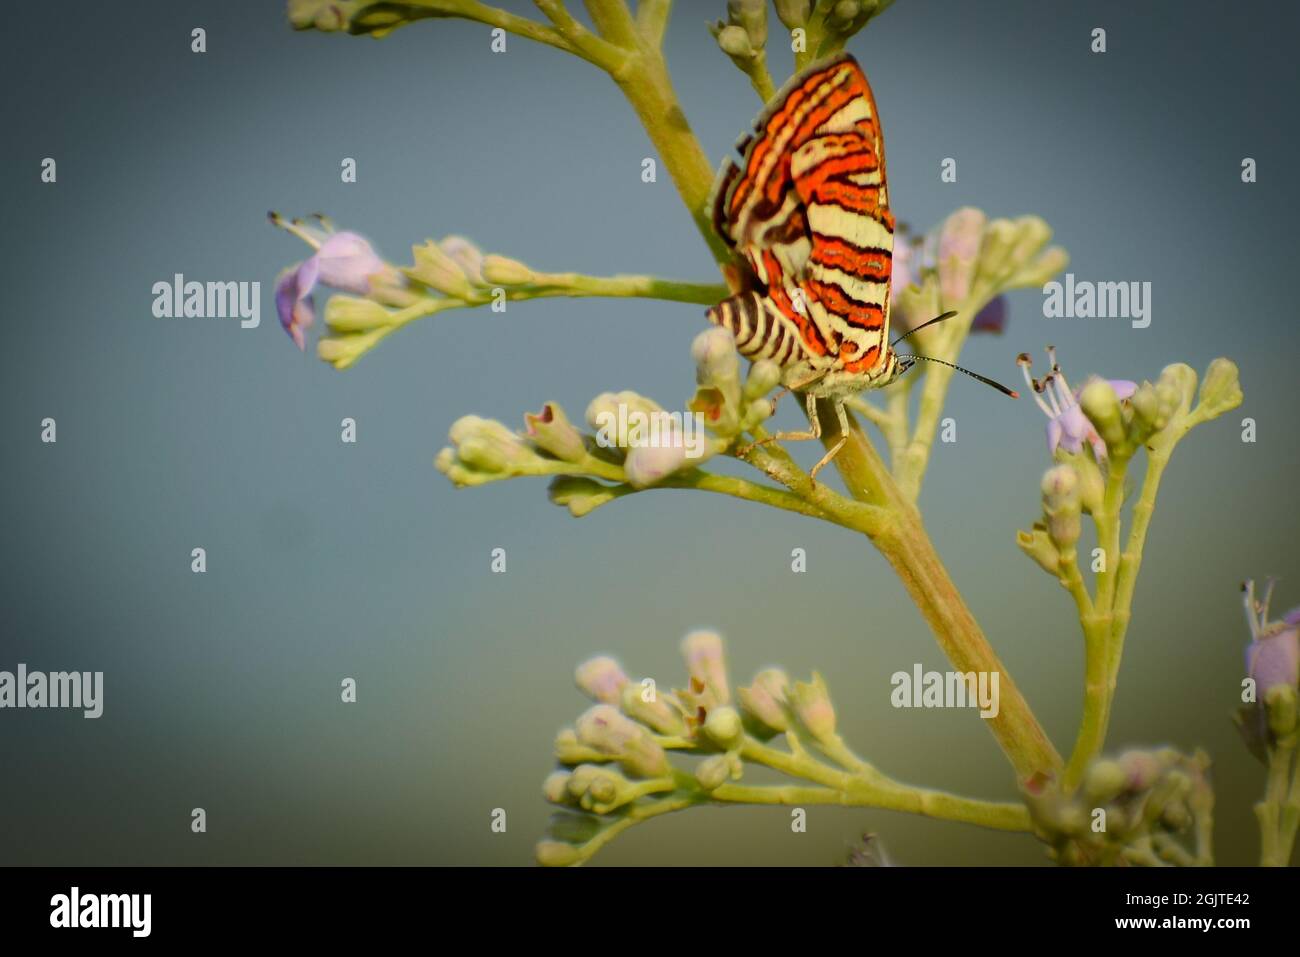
[
  {"x1": 710, "y1": 0, "x2": 768, "y2": 68},
  {"x1": 1234, "y1": 580, "x2": 1300, "y2": 761},
  {"x1": 688, "y1": 326, "x2": 779, "y2": 441},
  {"x1": 537, "y1": 630, "x2": 845, "y2": 865},
  {"x1": 891, "y1": 209, "x2": 1067, "y2": 347},
  {"x1": 1026, "y1": 748, "x2": 1213, "y2": 866}
]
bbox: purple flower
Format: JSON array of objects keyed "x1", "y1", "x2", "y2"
[
  {"x1": 1018, "y1": 348, "x2": 1135, "y2": 459},
  {"x1": 1243, "y1": 581, "x2": 1300, "y2": 695},
  {"x1": 275, "y1": 230, "x2": 387, "y2": 350}
]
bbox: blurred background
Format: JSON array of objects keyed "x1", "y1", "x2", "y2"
[{"x1": 1, "y1": 0, "x2": 1296, "y2": 866}]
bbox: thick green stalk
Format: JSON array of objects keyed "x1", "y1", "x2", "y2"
[{"x1": 816, "y1": 406, "x2": 1062, "y2": 784}]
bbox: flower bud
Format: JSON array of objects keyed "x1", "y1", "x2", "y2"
[
  {"x1": 535, "y1": 840, "x2": 582, "y2": 867},
  {"x1": 585, "y1": 391, "x2": 663, "y2": 442},
  {"x1": 695, "y1": 754, "x2": 731, "y2": 791},
  {"x1": 1083, "y1": 759, "x2": 1126, "y2": 803},
  {"x1": 789, "y1": 672, "x2": 836, "y2": 743},
  {"x1": 973, "y1": 218, "x2": 1018, "y2": 291},
  {"x1": 744, "y1": 359, "x2": 783, "y2": 401},
  {"x1": 1041, "y1": 464, "x2": 1082, "y2": 550},
  {"x1": 543, "y1": 771, "x2": 575, "y2": 805},
  {"x1": 1128, "y1": 381, "x2": 1162, "y2": 434},
  {"x1": 1010, "y1": 245, "x2": 1069, "y2": 289},
  {"x1": 693, "y1": 326, "x2": 742, "y2": 389},
  {"x1": 620, "y1": 683, "x2": 687, "y2": 736},
  {"x1": 703, "y1": 705, "x2": 745, "y2": 750},
  {"x1": 323, "y1": 295, "x2": 393, "y2": 332},
  {"x1": 738, "y1": 668, "x2": 791, "y2": 736},
  {"x1": 567, "y1": 763, "x2": 632, "y2": 812},
  {"x1": 1195, "y1": 358, "x2": 1242, "y2": 421},
  {"x1": 553, "y1": 727, "x2": 591, "y2": 765},
  {"x1": 714, "y1": 24, "x2": 754, "y2": 58},
  {"x1": 624, "y1": 442, "x2": 691, "y2": 489},
  {"x1": 438, "y1": 236, "x2": 485, "y2": 287},
  {"x1": 479, "y1": 254, "x2": 535, "y2": 286},
  {"x1": 728, "y1": 0, "x2": 767, "y2": 48},
  {"x1": 576, "y1": 705, "x2": 671, "y2": 779},
  {"x1": 773, "y1": 0, "x2": 811, "y2": 29},
  {"x1": 936, "y1": 207, "x2": 986, "y2": 306},
  {"x1": 523, "y1": 402, "x2": 587, "y2": 462},
  {"x1": 1155, "y1": 363, "x2": 1197, "y2": 421},
  {"x1": 1078, "y1": 378, "x2": 1128, "y2": 455},
  {"x1": 575, "y1": 656, "x2": 630, "y2": 705},
  {"x1": 408, "y1": 239, "x2": 475, "y2": 299},
  {"x1": 1016, "y1": 523, "x2": 1060, "y2": 576},
  {"x1": 681, "y1": 630, "x2": 730, "y2": 705}
]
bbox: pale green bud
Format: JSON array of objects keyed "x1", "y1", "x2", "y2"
[
  {"x1": 737, "y1": 668, "x2": 791, "y2": 736},
  {"x1": 1195, "y1": 358, "x2": 1242, "y2": 421},
  {"x1": 620, "y1": 683, "x2": 686, "y2": 736},
  {"x1": 1079, "y1": 378, "x2": 1127, "y2": 454},
  {"x1": 1009, "y1": 245, "x2": 1069, "y2": 289},
  {"x1": 728, "y1": 0, "x2": 767, "y2": 48},
  {"x1": 789, "y1": 672, "x2": 836, "y2": 743},
  {"x1": 1155, "y1": 363, "x2": 1198, "y2": 421},
  {"x1": 1083, "y1": 759, "x2": 1127, "y2": 804},
  {"x1": 479, "y1": 254, "x2": 535, "y2": 286},
  {"x1": 715, "y1": 24, "x2": 754, "y2": 59},
  {"x1": 408, "y1": 239, "x2": 475, "y2": 298},
  {"x1": 323, "y1": 295, "x2": 393, "y2": 332},
  {"x1": 773, "y1": 0, "x2": 811, "y2": 29},
  {"x1": 1016, "y1": 522, "x2": 1060, "y2": 576},
  {"x1": 524, "y1": 402, "x2": 587, "y2": 463},
  {"x1": 703, "y1": 705, "x2": 745, "y2": 750},
  {"x1": 535, "y1": 840, "x2": 582, "y2": 867},
  {"x1": 744, "y1": 359, "x2": 783, "y2": 401},
  {"x1": 695, "y1": 754, "x2": 731, "y2": 791}
]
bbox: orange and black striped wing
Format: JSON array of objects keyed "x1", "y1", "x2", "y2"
[{"x1": 708, "y1": 53, "x2": 895, "y2": 375}]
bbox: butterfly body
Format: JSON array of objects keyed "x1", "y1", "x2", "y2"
[{"x1": 708, "y1": 53, "x2": 901, "y2": 402}]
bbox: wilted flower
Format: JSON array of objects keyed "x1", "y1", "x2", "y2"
[
  {"x1": 1018, "y1": 347, "x2": 1135, "y2": 460},
  {"x1": 271, "y1": 216, "x2": 392, "y2": 350}
]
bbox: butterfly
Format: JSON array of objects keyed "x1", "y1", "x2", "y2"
[{"x1": 706, "y1": 53, "x2": 1014, "y2": 480}]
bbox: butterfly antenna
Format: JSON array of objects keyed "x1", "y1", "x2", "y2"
[
  {"x1": 900, "y1": 354, "x2": 1019, "y2": 398},
  {"x1": 890, "y1": 311, "x2": 959, "y2": 347}
]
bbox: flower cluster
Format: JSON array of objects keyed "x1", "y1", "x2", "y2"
[
  {"x1": 1025, "y1": 748, "x2": 1213, "y2": 866},
  {"x1": 436, "y1": 327, "x2": 785, "y2": 511},
  {"x1": 538, "y1": 631, "x2": 835, "y2": 866}
]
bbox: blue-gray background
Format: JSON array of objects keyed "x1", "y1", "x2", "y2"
[{"x1": 2, "y1": 0, "x2": 1296, "y2": 865}]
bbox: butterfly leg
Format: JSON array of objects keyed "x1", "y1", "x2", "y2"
[
  {"x1": 807, "y1": 399, "x2": 851, "y2": 483},
  {"x1": 735, "y1": 391, "x2": 822, "y2": 458}
]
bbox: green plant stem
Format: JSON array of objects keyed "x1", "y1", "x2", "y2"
[
  {"x1": 1257, "y1": 738, "x2": 1299, "y2": 866},
  {"x1": 813, "y1": 407, "x2": 1062, "y2": 784},
  {"x1": 737, "y1": 737, "x2": 1031, "y2": 831}
]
